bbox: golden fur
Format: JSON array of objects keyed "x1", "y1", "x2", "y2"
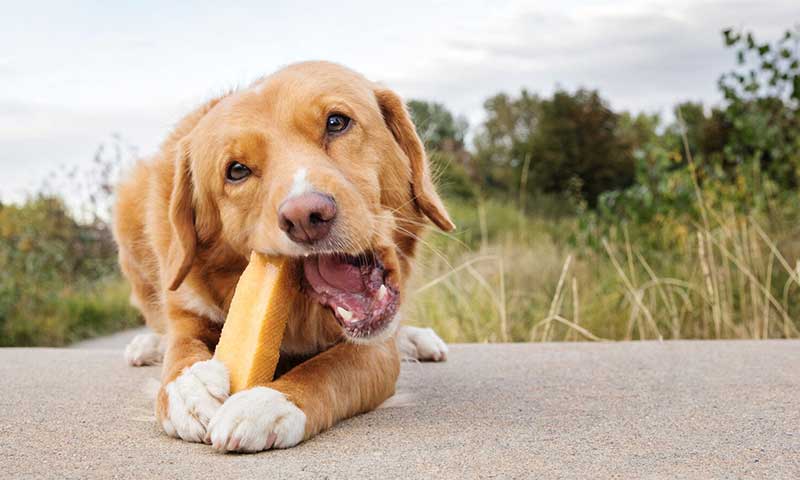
[{"x1": 113, "y1": 61, "x2": 454, "y2": 443}]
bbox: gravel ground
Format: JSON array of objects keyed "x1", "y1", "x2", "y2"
[{"x1": 2, "y1": 340, "x2": 798, "y2": 479}]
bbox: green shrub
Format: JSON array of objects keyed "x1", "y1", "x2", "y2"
[{"x1": 0, "y1": 196, "x2": 139, "y2": 346}]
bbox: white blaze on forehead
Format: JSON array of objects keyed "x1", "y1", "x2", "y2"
[{"x1": 288, "y1": 167, "x2": 313, "y2": 198}]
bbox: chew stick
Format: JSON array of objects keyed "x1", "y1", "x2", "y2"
[{"x1": 214, "y1": 252, "x2": 298, "y2": 393}]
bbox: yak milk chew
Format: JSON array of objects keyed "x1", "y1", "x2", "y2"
[{"x1": 214, "y1": 252, "x2": 297, "y2": 393}]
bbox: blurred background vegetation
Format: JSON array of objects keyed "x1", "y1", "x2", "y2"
[
  {"x1": 2, "y1": 28, "x2": 799, "y2": 346},
  {"x1": 0, "y1": 138, "x2": 141, "y2": 346}
]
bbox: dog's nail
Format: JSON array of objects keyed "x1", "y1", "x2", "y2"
[
  {"x1": 228, "y1": 436, "x2": 240, "y2": 451},
  {"x1": 377, "y1": 284, "x2": 387, "y2": 301},
  {"x1": 336, "y1": 306, "x2": 353, "y2": 322},
  {"x1": 266, "y1": 432, "x2": 278, "y2": 449}
]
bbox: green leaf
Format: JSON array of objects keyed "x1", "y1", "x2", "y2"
[{"x1": 722, "y1": 28, "x2": 740, "y2": 46}]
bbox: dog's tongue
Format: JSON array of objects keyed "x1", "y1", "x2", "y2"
[
  {"x1": 303, "y1": 255, "x2": 365, "y2": 294},
  {"x1": 302, "y1": 253, "x2": 399, "y2": 335}
]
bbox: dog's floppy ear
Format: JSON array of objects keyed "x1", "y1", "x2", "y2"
[
  {"x1": 374, "y1": 87, "x2": 455, "y2": 232},
  {"x1": 167, "y1": 139, "x2": 197, "y2": 291}
]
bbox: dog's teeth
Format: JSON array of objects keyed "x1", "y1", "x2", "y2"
[
  {"x1": 378, "y1": 284, "x2": 388, "y2": 301},
  {"x1": 336, "y1": 307, "x2": 353, "y2": 322}
]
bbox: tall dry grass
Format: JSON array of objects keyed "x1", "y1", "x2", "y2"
[
  {"x1": 405, "y1": 128, "x2": 800, "y2": 342},
  {"x1": 405, "y1": 200, "x2": 800, "y2": 342}
]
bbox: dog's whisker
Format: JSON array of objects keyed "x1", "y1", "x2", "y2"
[
  {"x1": 373, "y1": 213, "x2": 467, "y2": 250},
  {"x1": 385, "y1": 193, "x2": 423, "y2": 215},
  {"x1": 388, "y1": 224, "x2": 454, "y2": 271}
]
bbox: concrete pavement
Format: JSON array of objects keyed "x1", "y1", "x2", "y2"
[
  {"x1": 2, "y1": 340, "x2": 798, "y2": 479},
  {"x1": 68, "y1": 326, "x2": 149, "y2": 350}
]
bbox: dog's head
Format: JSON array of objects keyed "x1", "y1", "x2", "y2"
[{"x1": 166, "y1": 61, "x2": 454, "y2": 342}]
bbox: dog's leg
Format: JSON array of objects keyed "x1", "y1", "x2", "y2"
[
  {"x1": 155, "y1": 310, "x2": 229, "y2": 444},
  {"x1": 397, "y1": 325, "x2": 449, "y2": 362},
  {"x1": 208, "y1": 338, "x2": 400, "y2": 452},
  {"x1": 118, "y1": 246, "x2": 168, "y2": 366}
]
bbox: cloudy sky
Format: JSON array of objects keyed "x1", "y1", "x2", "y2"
[{"x1": 1, "y1": 0, "x2": 798, "y2": 202}]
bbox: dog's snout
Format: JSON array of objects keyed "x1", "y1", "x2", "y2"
[{"x1": 278, "y1": 192, "x2": 337, "y2": 244}]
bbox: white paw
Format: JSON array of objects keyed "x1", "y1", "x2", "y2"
[
  {"x1": 124, "y1": 333, "x2": 163, "y2": 366},
  {"x1": 208, "y1": 387, "x2": 306, "y2": 453},
  {"x1": 397, "y1": 326, "x2": 448, "y2": 362},
  {"x1": 161, "y1": 359, "x2": 229, "y2": 443}
]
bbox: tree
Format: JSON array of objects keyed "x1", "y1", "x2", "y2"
[
  {"x1": 407, "y1": 100, "x2": 476, "y2": 200},
  {"x1": 472, "y1": 91, "x2": 542, "y2": 193},
  {"x1": 718, "y1": 26, "x2": 800, "y2": 188},
  {"x1": 532, "y1": 89, "x2": 636, "y2": 205},
  {"x1": 473, "y1": 88, "x2": 637, "y2": 206},
  {"x1": 407, "y1": 100, "x2": 468, "y2": 151}
]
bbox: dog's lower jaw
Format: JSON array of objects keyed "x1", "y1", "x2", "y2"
[
  {"x1": 343, "y1": 312, "x2": 401, "y2": 345},
  {"x1": 303, "y1": 249, "x2": 401, "y2": 342}
]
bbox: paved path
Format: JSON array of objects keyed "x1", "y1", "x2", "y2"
[
  {"x1": 2, "y1": 340, "x2": 798, "y2": 479},
  {"x1": 69, "y1": 326, "x2": 149, "y2": 350}
]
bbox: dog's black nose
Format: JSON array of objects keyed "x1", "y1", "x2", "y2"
[{"x1": 278, "y1": 192, "x2": 337, "y2": 244}]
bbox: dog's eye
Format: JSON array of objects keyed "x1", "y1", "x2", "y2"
[
  {"x1": 225, "y1": 162, "x2": 251, "y2": 182},
  {"x1": 326, "y1": 114, "x2": 351, "y2": 134}
]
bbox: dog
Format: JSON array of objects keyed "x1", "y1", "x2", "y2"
[{"x1": 113, "y1": 61, "x2": 454, "y2": 452}]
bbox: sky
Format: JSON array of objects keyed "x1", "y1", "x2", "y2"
[{"x1": 1, "y1": 0, "x2": 798, "y2": 202}]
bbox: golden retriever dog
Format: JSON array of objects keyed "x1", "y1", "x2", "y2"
[{"x1": 113, "y1": 61, "x2": 453, "y2": 452}]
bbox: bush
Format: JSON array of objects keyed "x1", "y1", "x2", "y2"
[{"x1": 0, "y1": 194, "x2": 139, "y2": 346}]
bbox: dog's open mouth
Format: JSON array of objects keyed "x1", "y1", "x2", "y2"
[{"x1": 302, "y1": 252, "x2": 399, "y2": 339}]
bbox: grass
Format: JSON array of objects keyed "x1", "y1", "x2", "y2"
[
  {"x1": 0, "y1": 276, "x2": 140, "y2": 347},
  {"x1": 404, "y1": 189, "x2": 800, "y2": 343},
  {"x1": 406, "y1": 199, "x2": 612, "y2": 342}
]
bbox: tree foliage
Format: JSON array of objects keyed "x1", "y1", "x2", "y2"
[
  {"x1": 407, "y1": 100, "x2": 476, "y2": 200},
  {"x1": 473, "y1": 89, "x2": 636, "y2": 205},
  {"x1": 408, "y1": 100, "x2": 468, "y2": 151},
  {"x1": 718, "y1": 26, "x2": 800, "y2": 187}
]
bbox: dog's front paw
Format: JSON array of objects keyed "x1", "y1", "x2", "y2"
[
  {"x1": 397, "y1": 326, "x2": 449, "y2": 362},
  {"x1": 208, "y1": 387, "x2": 306, "y2": 453},
  {"x1": 159, "y1": 359, "x2": 230, "y2": 443}
]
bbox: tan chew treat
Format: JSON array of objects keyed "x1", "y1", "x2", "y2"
[{"x1": 214, "y1": 252, "x2": 297, "y2": 393}]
